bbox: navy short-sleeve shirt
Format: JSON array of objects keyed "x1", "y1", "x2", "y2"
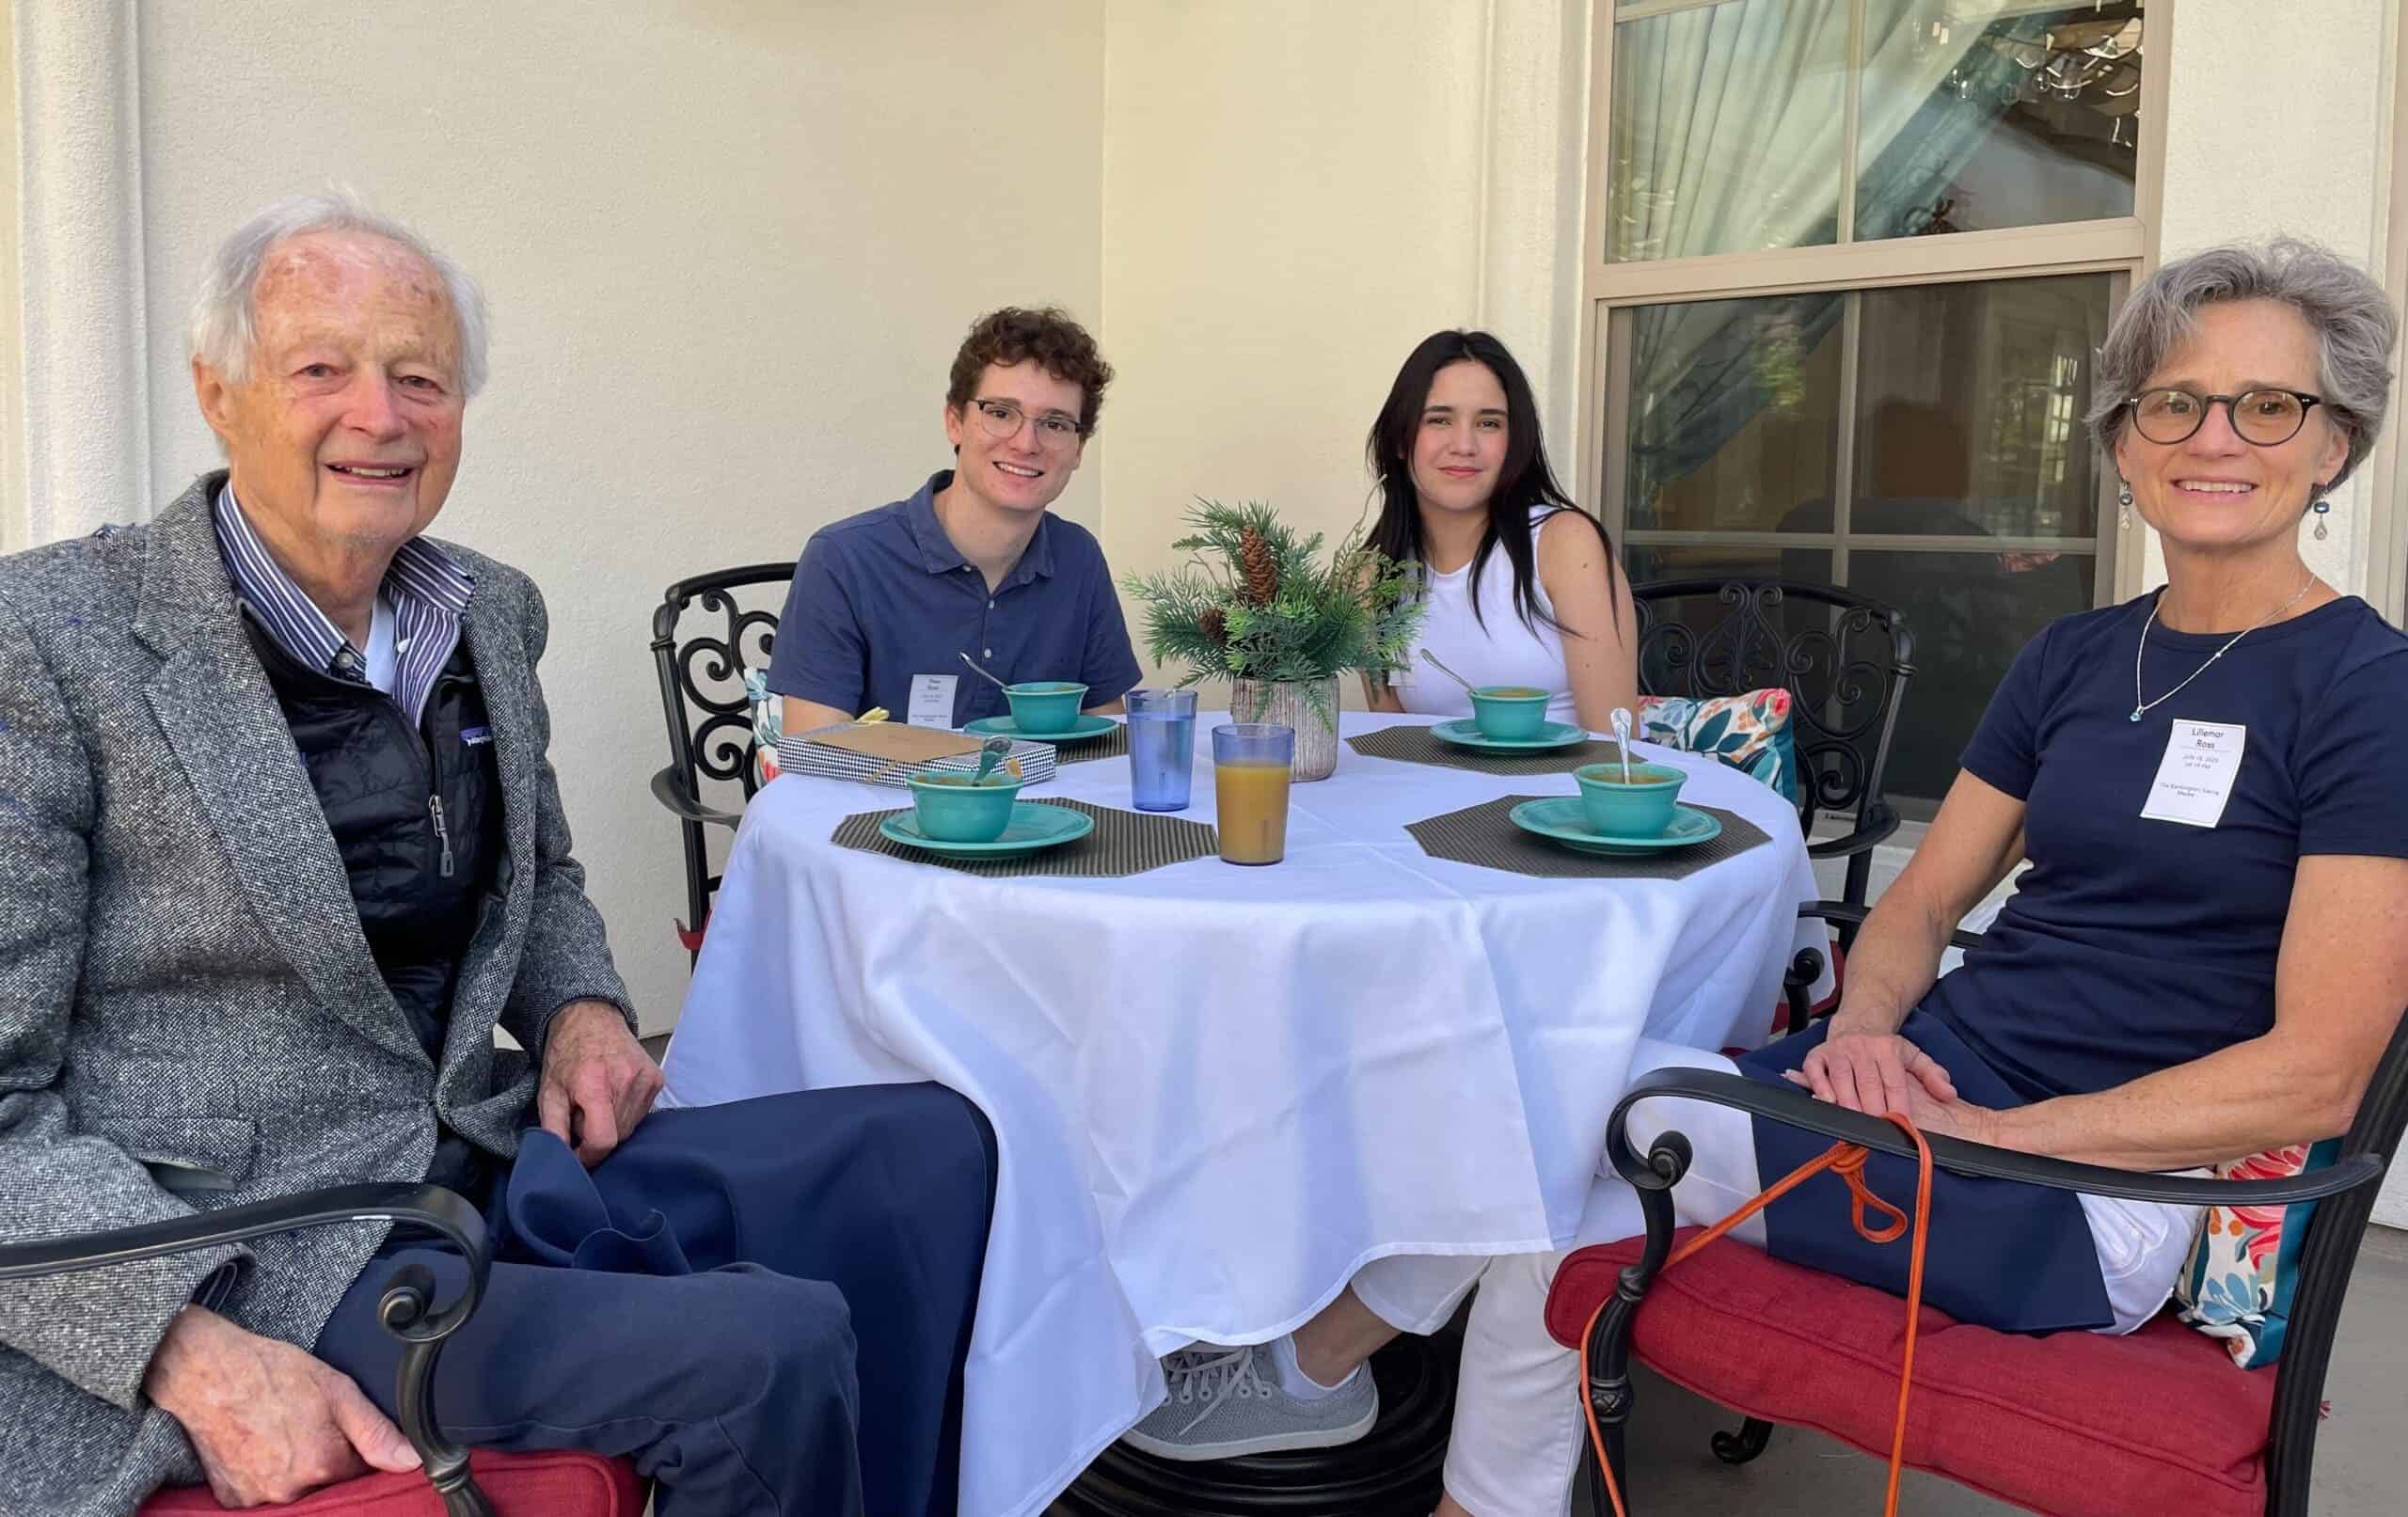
[
  {"x1": 1925, "y1": 593, "x2": 2408, "y2": 1103},
  {"x1": 766, "y1": 471, "x2": 1144, "y2": 727}
]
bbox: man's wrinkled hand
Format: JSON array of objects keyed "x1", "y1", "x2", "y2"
[
  {"x1": 144, "y1": 1306, "x2": 419, "y2": 1509},
  {"x1": 538, "y1": 998, "x2": 663, "y2": 1166}
]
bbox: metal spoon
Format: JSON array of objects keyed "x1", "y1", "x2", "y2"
[
  {"x1": 1609, "y1": 707, "x2": 1635, "y2": 783},
  {"x1": 958, "y1": 651, "x2": 1011, "y2": 693},
  {"x1": 1418, "y1": 648, "x2": 1478, "y2": 696},
  {"x1": 973, "y1": 735, "x2": 1013, "y2": 782}
]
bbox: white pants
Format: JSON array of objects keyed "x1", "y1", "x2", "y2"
[{"x1": 1354, "y1": 1038, "x2": 2203, "y2": 1517}]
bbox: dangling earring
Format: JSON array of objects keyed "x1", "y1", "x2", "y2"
[
  {"x1": 2313, "y1": 496, "x2": 2332, "y2": 541},
  {"x1": 2116, "y1": 482, "x2": 2132, "y2": 531}
]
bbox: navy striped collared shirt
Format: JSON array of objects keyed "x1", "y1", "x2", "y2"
[{"x1": 212, "y1": 483, "x2": 476, "y2": 728}]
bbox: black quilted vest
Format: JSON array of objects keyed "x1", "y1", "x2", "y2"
[{"x1": 245, "y1": 615, "x2": 504, "y2": 1063}]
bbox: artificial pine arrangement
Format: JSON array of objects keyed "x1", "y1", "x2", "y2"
[{"x1": 1122, "y1": 500, "x2": 1425, "y2": 692}]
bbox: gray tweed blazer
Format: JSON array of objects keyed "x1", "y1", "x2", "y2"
[{"x1": 0, "y1": 475, "x2": 634, "y2": 1517}]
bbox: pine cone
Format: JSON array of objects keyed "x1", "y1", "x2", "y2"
[
  {"x1": 1199, "y1": 607, "x2": 1228, "y2": 646},
  {"x1": 1240, "y1": 525, "x2": 1278, "y2": 607}
]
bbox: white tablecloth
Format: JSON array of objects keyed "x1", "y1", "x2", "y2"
[{"x1": 662, "y1": 713, "x2": 1822, "y2": 1517}]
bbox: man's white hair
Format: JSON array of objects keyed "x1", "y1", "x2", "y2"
[{"x1": 187, "y1": 189, "x2": 490, "y2": 398}]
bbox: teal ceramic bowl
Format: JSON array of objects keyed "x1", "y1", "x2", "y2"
[
  {"x1": 907, "y1": 771, "x2": 1024, "y2": 843},
  {"x1": 1572, "y1": 761, "x2": 1687, "y2": 840},
  {"x1": 1004, "y1": 682, "x2": 1087, "y2": 735},
  {"x1": 1468, "y1": 686, "x2": 1551, "y2": 740}
]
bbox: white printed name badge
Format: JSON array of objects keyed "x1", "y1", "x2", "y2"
[
  {"x1": 907, "y1": 673, "x2": 958, "y2": 729},
  {"x1": 2141, "y1": 719, "x2": 2246, "y2": 829}
]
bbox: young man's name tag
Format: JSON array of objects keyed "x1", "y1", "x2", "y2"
[
  {"x1": 907, "y1": 673, "x2": 958, "y2": 729},
  {"x1": 2141, "y1": 719, "x2": 2245, "y2": 828}
]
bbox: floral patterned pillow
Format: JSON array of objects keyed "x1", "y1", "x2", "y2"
[
  {"x1": 1636, "y1": 690, "x2": 1799, "y2": 806},
  {"x1": 2174, "y1": 1138, "x2": 2340, "y2": 1367},
  {"x1": 744, "y1": 670, "x2": 783, "y2": 786}
]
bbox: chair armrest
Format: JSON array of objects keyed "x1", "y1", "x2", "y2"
[
  {"x1": 0, "y1": 1184, "x2": 497, "y2": 1517},
  {"x1": 1606, "y1": 1066, "x2": 2385, "y2": 1209},
  {"x1": 651, "y1": 766, "x2": 742, "y2": 830},
  {"x1": 1796, "y1": 899, "x2": 1986, "y2": 955},
  {"x1": 0, "y1": 1182, "x2": 484, "y2": 1288},
  {"x1": 1805, "y1": 808, "x2": 1902, "y2": 862}
]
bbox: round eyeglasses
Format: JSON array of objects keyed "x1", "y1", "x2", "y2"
[
  {"x1": 2124, "y1": 387, "x2": 2324, "y2": 447},
  {"x1": 967, "y1": 398, "x2": 1085, "y2": 451}
]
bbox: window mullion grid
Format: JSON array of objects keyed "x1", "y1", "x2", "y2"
[
  {"x1": 1831, "y1": 291, "x2": 1861, "y2": 587},
  {"x1": 1624, "y1": 531, "x2": 1839, "y2": 548},
  {"x1": 1594, "y1": 0, "x2": 2154, "y2": 636},
  {"x1": 1839, "y1": 0, "x2": 1865, "y2": 247},
  {"x1": 1626, "y1": 531, "x2": 2099, "y2": 554},
  {"x1": 1612, "y1": 0, "x2": 1746, "y2": 22},
  {"x1": 1603, "y1": 306, "x2": 1635, "y2": 534}
]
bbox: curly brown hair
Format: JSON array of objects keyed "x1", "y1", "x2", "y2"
[{"x1": 945, "y1": 307, "x2": 1114, "y2": 437}]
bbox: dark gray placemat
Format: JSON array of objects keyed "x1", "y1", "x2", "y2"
[
  {"x1": 1405, "y1": 796, "x2": 1770, "y2": 881},
  {"x1": 1348, "y1": 723, "x2": 1630, "y2": 777},
  {"x1": 832, "y1": 798, "x2": 1216, "y2": 878},
  {"x1": 1052, "y1": 722, "x2": 1130, "y2": 766}
]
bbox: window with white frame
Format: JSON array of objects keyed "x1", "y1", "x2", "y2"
[{"x1": 1585, "y1": 0, "x2": 2158, "y2": 808}]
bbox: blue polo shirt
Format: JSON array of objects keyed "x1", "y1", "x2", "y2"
[{"x1": 767, "y1": 471, "x2": 1143, "y2": 727}]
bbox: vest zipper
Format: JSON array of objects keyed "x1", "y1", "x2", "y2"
[
  {"x1": 243, "y1": 607, "x2": 473, "y2": 885},
  {"x1": 428, "y1": 796, "x2": 455, "y2": 877}
]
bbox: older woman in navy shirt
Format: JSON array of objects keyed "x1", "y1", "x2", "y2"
[{"x1": 1417, "y1": 241, "x2": 2408, "y2": 1517}]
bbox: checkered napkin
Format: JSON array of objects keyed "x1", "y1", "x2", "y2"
[{"x1": 775, "y1": 729, "x2": 1058, "y2": 789}]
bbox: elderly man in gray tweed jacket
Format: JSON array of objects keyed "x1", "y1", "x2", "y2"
[{"x1": 0, "y1": 194, "x2": 994, "y2": 1517}]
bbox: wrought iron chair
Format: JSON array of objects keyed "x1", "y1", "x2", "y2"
[
  {"x1": 1548, "y1": 901, "x2": 2408, "y2": 1517},
  {"x1": 649, "y1": 564, "x2": 793, "y2": 959},
  {"x1": 0, "y1": 1186, "x2": 643, "y2": 1517},
  {"x1": 1630, "y1": 580, "x2": 1914, "y2": 924}
]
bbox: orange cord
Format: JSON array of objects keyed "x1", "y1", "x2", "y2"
[{"x1": 1579, "y1": 1114, "x2": 1935, "y2": 1517}]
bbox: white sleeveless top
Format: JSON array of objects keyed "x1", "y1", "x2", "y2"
[{"x1": 1389, "y1": 508, "x2": 1576, "y2": 725}]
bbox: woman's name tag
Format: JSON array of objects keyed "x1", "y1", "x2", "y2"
[{"x1": 2141, "y1": 719, "x2": 2245, "y2": 828}]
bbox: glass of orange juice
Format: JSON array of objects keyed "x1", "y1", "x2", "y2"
[{"x1": 1212, "y1": 723, "x2": 1294, "y2": 865}]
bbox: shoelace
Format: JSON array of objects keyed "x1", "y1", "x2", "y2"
[
  {"x1": 1580, "y1": 1114, "x2": 1935, "y2": 1517},
  {"x1": 1163, "y1": 1344, "x2": 1275, "y2": 1435}
]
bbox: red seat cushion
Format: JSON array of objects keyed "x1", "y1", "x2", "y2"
[
  {"x1": 138, "y1": 1450, "x2": 643, "y2": 1516},
  {"x1": 1545, "y1": 1231, "x2": 2276, "y2": 1517}
]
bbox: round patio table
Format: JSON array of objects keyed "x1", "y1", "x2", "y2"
[{"x1": 661, "y1": 711, "x2": 1821, "y2": 1517}]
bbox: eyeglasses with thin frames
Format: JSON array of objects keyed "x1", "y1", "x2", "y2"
[
  {"x1": 965, "y1": 398, "x2": 1085, "y2": 451},
  {"x1": 2123, "y1": 387, "x2": 2325, "y2": 447}
]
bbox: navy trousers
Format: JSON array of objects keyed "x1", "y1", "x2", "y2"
[
  {"x1": 315, "y1": 1083, "x2": 995, "y2": 1517},
  {"x1": 1735, "y1": 1011, "x2": 2113, "y2": 1333}
]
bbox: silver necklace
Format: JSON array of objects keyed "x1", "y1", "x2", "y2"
[{"x1": 2130, "y1": 575, "x2": 2316, "y2": 721}]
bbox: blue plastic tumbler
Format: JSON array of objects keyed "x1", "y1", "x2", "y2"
[{"x1": 1126, "y1": 688, "x2": 1198, "y2": 811}]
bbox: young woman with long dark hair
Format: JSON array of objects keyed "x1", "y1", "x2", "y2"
[
  {"x1": 1117, "y1": 335, "x2": 1645, "y2": 1476},
  {"x1": 1360, "y1": 330, "x2": 1637, "y2": 732}
]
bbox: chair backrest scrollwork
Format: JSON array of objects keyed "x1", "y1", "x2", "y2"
[
  {"x1": 1630, "y1": 578, "x2": 1914, "y2": 839},
  {"x1": 650, "y1": 564, "x2": 795, "y2": 941},
  {"x1": 653, "y1": 565, "x2": 793, "y2": 803}
]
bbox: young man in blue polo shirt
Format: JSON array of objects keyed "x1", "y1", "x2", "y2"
[{"x1": 771, "y1": 307, "x2": 1143, "y2": 735}]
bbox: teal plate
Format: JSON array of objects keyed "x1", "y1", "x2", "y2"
[
  {"x1": 963, "y1": 713, "x2": 1119, "y2": 743},
  {"x1": 1507, "y1": 798, "x2": 1723, "y2": 856},
  {"x1": 1431, "y1": 717, "x2": 1588, "y2": 751},
  {"x1": 878, "y1": 802, "x2": 1096, "y2": 860}
]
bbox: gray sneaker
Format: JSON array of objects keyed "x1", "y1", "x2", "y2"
[{"x1": 1120, "y1": 1342, "x2": 1379, "y2": 1461}]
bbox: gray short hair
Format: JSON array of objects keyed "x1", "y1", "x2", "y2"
[
  {"x1": 188, "y1": 189, "x2": 490, "y2": 399},
  {"x1": 2088, "y1": 239, "x2": 2399, "y2": 492}
]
